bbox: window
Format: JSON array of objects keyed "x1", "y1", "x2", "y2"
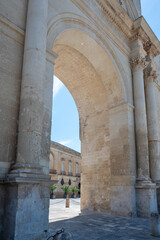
[
  {"x1": 69, "y1": 163, "x2": 72, "y2": 175},
  {"x1": 76, "y1": 164, "x2": 79, "y2": 176},
  {"x1": 61, "y1": 161, "x2": 64, "y2": 174},
  {"x1": 49, "y1": 152, "x2": 54, "y2": 170}
]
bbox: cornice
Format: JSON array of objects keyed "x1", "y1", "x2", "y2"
[
  {"x1": 94, "y1": 0, "x2": 133, "y2": 38},
  {"x1": 51, "y1": 141, "x2": 81, "y2": 157},
  {"x1": 109, "y1": 102, "x2": 134, "y2": 113},
  {"x1": 0, "y1": 14, "x2": 24, "y2": 45},
  {"x1": 132, "y1": 17, "x2": 160, "y2": 57},
  {"x1": 71, "y1": 1, "x2": 160, "y2": 58}
]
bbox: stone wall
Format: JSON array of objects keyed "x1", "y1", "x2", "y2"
[{"x1": 0, "y1": 14, "x2": 25, "y2": 179}]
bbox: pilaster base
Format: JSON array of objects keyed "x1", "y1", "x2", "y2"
[
  {"x1": 155, "y1": 182, "x2": 160, "y2": 213},
  {"x1": 111, "y1": 185, "x2": 136, "y2": 217},
  {"x1": 151, "y1": 213, "x2": 160, "y2": 237},
  {"x1": 0, "y1": 174, "x2": 56, "y2": 240},
  {"x1": 136, "y1": 179, "x2": 158, "y2": 218}
]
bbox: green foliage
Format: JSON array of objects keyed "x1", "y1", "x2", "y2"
[
  {"x1": 50, "y1": 185, "x2": 56, "y2": 194},
  {"x1": 61, "y1": 185, "x2": 70, "y2": 194},
  {"x1": 71, "y1": 186, "x2": 78, "y2": 194}
]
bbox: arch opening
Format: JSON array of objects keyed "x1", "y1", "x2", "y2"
[
  {"x1": 50, "y1": 28, "x2": 126, "y2": 212},
  {"x1": 47, "y1": 26, "x2": 135, "y2": 217}
]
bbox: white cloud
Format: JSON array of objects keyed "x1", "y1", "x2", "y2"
[
  {"x1": 58, "y1": 139, "x2": 72, "y2": 147},
  {"x1": 53, "y1": 76, "x2": 64, "y2": 99}
]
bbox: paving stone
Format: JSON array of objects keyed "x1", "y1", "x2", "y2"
[{"x1": 49, "y1": 199, "x2": 160, "y2": 240}]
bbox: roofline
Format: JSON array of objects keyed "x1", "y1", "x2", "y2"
[{"x1": 50, "y1": 141, "x2": 81, "y2": 157}]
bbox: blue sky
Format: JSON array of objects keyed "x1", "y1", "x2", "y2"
[
  {"x1": 51, "y1": 76, "x2": 81, "y2": 152},
  {"x1": 141, "y1": 0, "x2": 160, "y2": 40},
  {"x1": 51, "y1": 1, "x2": 160, "y2": 152}
]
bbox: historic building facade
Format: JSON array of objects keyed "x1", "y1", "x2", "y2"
[
  {"x1": 0, "y1": 0, "x2": 160, "y2": 239},
  {"x1": 49, "y1": 141, "x2": 81, "y2": 197}
]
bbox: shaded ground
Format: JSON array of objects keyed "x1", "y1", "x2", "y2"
[{"x1": 49, "y1": 199, "x2": 160, "y2": 240}]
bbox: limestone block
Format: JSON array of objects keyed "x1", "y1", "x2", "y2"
[{"x1": 1, "y1": 182, "x2": 50, "y2": 240}]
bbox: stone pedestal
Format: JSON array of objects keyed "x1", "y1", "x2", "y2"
[
  {"x1": 1, "y1": 174, "x2": 56, "y2": 240},
  {"x1": 157, "y1": 182, "x2": 160, "y2": 213},
  {"x1": 136, "y1": 180, "x2": 158, "y2": 218},
  {"x1": 151, "y1": 213, "x2": 160, "y2": 237}
]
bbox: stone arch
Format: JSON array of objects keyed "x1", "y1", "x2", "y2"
[{"x1": 46, "y1": 14, "x2": 136, "y2": 215}]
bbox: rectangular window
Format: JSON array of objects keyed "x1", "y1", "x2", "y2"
[
  {"x1": 69, "y1": 164, "x2": 72, "y2": 174},
  {"x1": 61, "y1": 162, "x2": 64, "y2": 173},
  {"x1": 76, "y1": 164, "x2": 78, "y2": 175}
]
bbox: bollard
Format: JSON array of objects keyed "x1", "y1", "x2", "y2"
[
  {"x1": 151, "y1": 213, "x2": 160, "y2": 237},
  {"x1": 66, "y1": 198, "x2": 70, "y2": 208}
]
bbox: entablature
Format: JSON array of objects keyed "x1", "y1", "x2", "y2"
[{"x1": 71, "y1": 0, "x2": 160, "y2": 58}]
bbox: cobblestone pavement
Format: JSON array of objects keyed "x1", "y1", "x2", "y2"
[{"x1": 49, "y1": 199, "x2": 160, "y2": 240}]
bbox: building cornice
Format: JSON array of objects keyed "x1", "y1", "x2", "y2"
[
  {"x1": 71, "y1": 0, "x2": 160, "y2": 58},
  {"x1": 94, "y1": 0, "x2": 133, "y2": 38},
  {"x1": 132, "y1": 17, "x2": 160, "y2": 57},
  {"x1": 51, "y1": 141, "x2": 81, "y2": 157}
]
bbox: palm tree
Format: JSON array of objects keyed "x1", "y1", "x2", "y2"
[
  {"x1": 71, "y1": 186, "x2": 78, "y2": 198},
  {"x1": 62, "y1": 185, "x2": 70, "y2": 198},
  {"x1": 50, "y1": 185, "x2": 56, "y2": 199}
]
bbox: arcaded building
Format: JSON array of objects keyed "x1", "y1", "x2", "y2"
[
  {"x1": 0, "y1": 0, "x2": 160, "y2": 239},
  {"x1": 49, "y1": 141, "x2": 81, "y2": 197}
]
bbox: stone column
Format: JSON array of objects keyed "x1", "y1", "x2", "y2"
[
  {"x1": 11, "y1": 0, "x2": 48, "y2": 174},
  {"x1": 145, "y1": 62, "x2": 160, "y2": 213},
  {"x1": 40, "y1": 49, "x2": 57, "y2": 175},
  {"x1": 0, "y1": 1, "x2": 59, "y2": 240},
  {"x1": 145, "y1": 64, "x2": 160, "y2": 182},
  {"x1": 131, "y1": 52, "x2": 158, "y2": 217},
  {"x1": 131, "y1": 56, "x2": 150, "y2": 180}
]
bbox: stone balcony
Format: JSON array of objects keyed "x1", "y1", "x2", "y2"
[
  {"x1": 50, "y1": 169, "x2": 57, "y2": 174},
  {"x1": 68, "y1": 172, "x2": 73, "y2": 176}
]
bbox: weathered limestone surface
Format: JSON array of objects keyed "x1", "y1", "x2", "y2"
[
  {"x1": 0, "y1": 17, "x2": 24, "y2": 179},
  {"x1": 109, "y1": 104, "x2": 136, "y2": 216},
  {"x1": 41, "y1": 50, "x2": 55, "y2": 175},
  {"x1": 0, "y1": 0, "x2": 160, "y2": 239},
  {"x1": 2, "y1": 183, "x2": 50, "y2": 240}
]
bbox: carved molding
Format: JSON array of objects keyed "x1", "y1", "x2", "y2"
[
  {"x1": 144, "y1": 65, "x2": 157, "y2": 80},
  {"x1": 95, "y1": 0, "x2": 133, "y2": 39}
]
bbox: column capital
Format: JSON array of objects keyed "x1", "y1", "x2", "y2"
[
  {"x1": 144, "y1": 67, "x2": 157, "y2": 80},
  {"x1": 144, "y1": 62, "x2": 157, "y2": 80},
  {"x1": 130, "y1": 56, "x2": 147, "y2": 69},
  {"x1": 144, "y1": 40, "x2": 159, "y2": 59}
]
